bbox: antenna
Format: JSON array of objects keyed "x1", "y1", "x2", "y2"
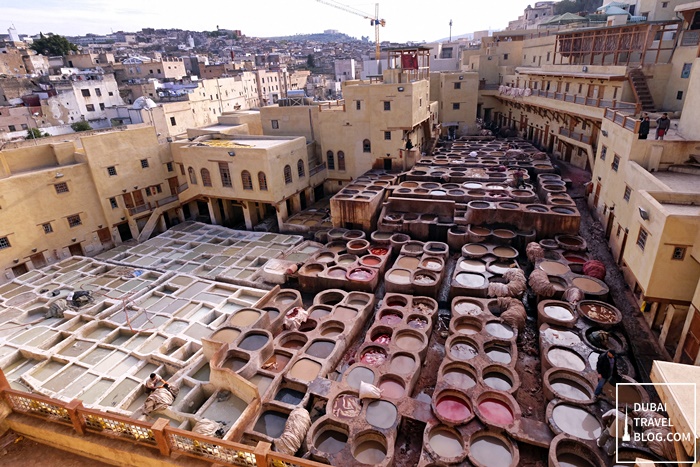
[{"x1": 449, "y1": 19, "x2": 453, "y2": 42}]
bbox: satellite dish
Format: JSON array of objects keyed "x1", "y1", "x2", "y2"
[{"x1": 132, "y1": 96, "x2": 157, "y2": 110}]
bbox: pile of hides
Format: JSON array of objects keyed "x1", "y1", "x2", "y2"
[
  {"x1": 529, "y1": 269, "x2": 555, "y2": 297},
  {"x1": 274, "y1": 407, "x2": 311, "y2": 455},
  {"x1": 497, "y1": 297, "x2": 527, "y2": 333},
  {"x1": 583, "y1": 260, "x2": 606, "y2": 280},
  {"x1": 526, "y1": 242, "x2": 545, "y2": 263},
  {"x1": 563, "y1": 286, "x2": 584, "y2": 305}
]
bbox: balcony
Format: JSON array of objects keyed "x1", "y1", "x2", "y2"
[
  {"x1": 156, "y1": 194, "x2": 179, "y2": 207},
  {"x1": 498, "y1": 86, "x2": 639, "y2": 112},
  {"x1": 127, "y1": 203, "x2": 152, "y2": 217},
  {"x1": 604, "y1": 108, "x2": 640, "y2": 133},
  {"x1": 309, "y1": 161, "x2": 327, "y2": 176},
  {"x1": 177, "y1": 182, "x2": 189, "y2": 193}
]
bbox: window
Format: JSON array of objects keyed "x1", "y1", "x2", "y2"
[
  {"x1": 188, "y1": 167, "x2": 197, "y2": 185},
  {"x1": 271, "y1": 119, "x2": 279, "y2": 129},
  {"x1": 140, "y1": 159, "x2": 149, "y2": 168},
  {"x1": 218, "y1": 162, "x2": 232, "y2": 187},
  {"x1": 662, "y1": 1, "x2": 668, "y2": 7},
  {"x1": 179, "y1": 164, "x2": 185, "y2": 175},
  {"x1": 67, "y1": 214, "x2": 82, "y2": 228},
  {"x1": 107, "y1": 166, "x2": 117, "y2": 176},
  {"x1": 201, "y1": 168, "x2": 212, "y2": 187},
  {"x1": 677, "y1": 91, "x2": 684, "y2": 100},
  {"x1": 546, "y1": 52, "x2": 551, "y2": 62},
  {"x1": 454, "y1": 82, "x2": 461, "y2": 90},
  {"x1": 383, "y1": 101, "x2": 391, "y2": 111},
  {"x1": 636, "y1": 227, "x2": 648, "y2": 250},
  {"x1": 42, "y1": 223, "x2": 53, "y2": 234},
  {"x1": 0, "y1": 236, "x2": 9, "y2": 249},
  {"x1": 85, "y1": 104, "x2": 95, "y2": 111},
  {"x1": 327, "y1": 151, "x2": 335, "y2": 170},
  {"x1": 356, "y1": 100, "x2": 361, "y2": 110},
  {"x1": 8, "y1": 125, "x2": 16, "y2": 132},
  {"x1": 297, "y1": 159, "x2": 305, "y2": 178},
  {"x1": 166, "y1": 162, "x2": 173, "y2": 172},
  {"x1": 109, "y1": 197, "x2": 118, "y2": 209},
  {"x1": 284, "y1": 165, "x2": 292, "y2": 184},
  {"x1": 81, "y1": 89, "x2": 91, "y2": 97},
  {"x1": 54, "y1": 182, "x2": 69, "y2": 194},
  {"x1": 108, "y1": 91, "x2": 114, "y2": 96},
  {"x1": 565, "y1": 82, "x2": 570, "y2": 92},
  {"x1": 242, "y1": 170, "x2": 253, "y2": 190},
  {"x1": 452, "y1": 103, "x2": 460, "y2": 110},
  {"x1": 21, "y1": 124, "x2": 27, "y2": 130},
  {"x1": 338, "y1": 151, "x2": 346, "y2": 171},
  {"x1": 612, "y1": 155, "x2": 620, "y2": 172},
  {"x1": 623, "y1": 186, "x2": 631, "y2": 202},
  {"x1": 600, "y1": 145, "x2": 607, "y2": 161},
  {"x1": 170, "y1": 117, "x2": 177, "y2": 126},
  {"x1": 258, "y1": 172, "x2": 268, "y2": 191},
  {"x1": 95, "y1": 88, "x2": 102, "y2": 97},
  {"x1": 384, "y1": 131, "x2": 391, "y2": 140},
  {"x1": 363, "y1": 139, "x2": 371, "y2": 153},
  {"x1": 99, "y1": 103, "x2": 105, "y2": 111},
  {"x1": 672, "y1": 247, "x2": 686, "y2": 260},
  {"x1": 145, "y1": 187, "x2": 152, "y2": 196}
]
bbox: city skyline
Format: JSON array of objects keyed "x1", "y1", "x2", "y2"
[{"x1": 1, "y1": 0, "x2": 534, "y2": 43}]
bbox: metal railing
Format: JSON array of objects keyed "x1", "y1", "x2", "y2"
[
  {"x1": 604, "y1": 108, "x2": 641, "y2": 133},
  {"x1": 559, "y1": 127, "x2": 591, "y2": 144},
  {"x1": 177, "y1": 183, "x2": 189, "y2": 193},
  {"x1": 127, "y1": 203, "x2": 153, "y2": 216},
  {"x1": 309, "y1": 161, "x2": 327, "y2": 176},
  {"x1": 156, "y1": 195, "x2": 179, "y2": 207}
]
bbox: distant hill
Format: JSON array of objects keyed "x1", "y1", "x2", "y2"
[{"x1": 265, "y1": 32, "x2": 363, "y2": 43}]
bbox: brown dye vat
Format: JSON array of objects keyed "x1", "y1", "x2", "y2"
[
  {"x1": 315, "y1": 428, "x2": 348, "y2": 454},
  {"x1": 493, "y1": 246, "x2": 518, "y2": 259},
  {"x1": 263, "y1": 352, "x2": 291, "y2": 373},
  {"x1": 280, "y1": 334, "x2": 307, "y2": 350},
  {"x1": 301, "y1": 263, "x2": 324, "y2": 276},
  {"x1": 389, "y1": 354, "x2": 416, "y2": 374},
  {"x1": 378, "y1": 377, "x2": 405, "y2": 399},
  {"x1": 366, "y1": 400, "x2": 397, "y2": 429},
  {"x1": 385, "y1": 296, "x2": 407, "y2": 308},
  {"x1": 396, "y1": 256, "x2": 420, "y2": 269},
  {"x1": 352, "y1": 437, "x2": 387, "y2": 464},
  {"x1": 492, "y1": 229, "x2": 515, "y2": 240},
  {"x1": 210, "y1": 328, "x2": 241, "y2": 343},
  {"x1": 317, "y1": 291, "x2": 345, "y2": 306},
  {"x1": 226, "y1": 355, "x2": 249, "y2": 372},
  {"x1": 360, "y1": 255, "x2": 382, "y2": 267},
  {"x1": 539, "y1": 261, "x2": 570, "y2": 275},
  {"x1": 572, "y1": 277, "x2": 605, "y2": 293},
  {"x1": 288, "y1": 358, "x2": 322, "y2": 382},
  {"x1": 470, "y1": 435, "x2": 513, "y2": 467},
  {"x1": 386, "y1": 269, "x2": 411, "y2": 285},
  {"x1": 469, "y1": 226, "x2": 490, "y2": 235},
  {"x1": 320, "y1": 322, "x2": 345, "y2": 338},
  {"x1": 455, "y1": 319, "x2": 482, "y2": 335},
  {"x1": 547, "y1": 347, "x2": 586, "y2": 371},
  {"x1": 428, "y1": 427, "x2": 464, "y2": 459},
  {"x1": 229, "y1": 309, "x2": 261, "y2": 326},
  {"x1": 462, "y1": 244, "x2": 489, "y2": 257},
  {"x1": 332, "y1": 393, "x2": 362, "y2": 419},
  {"x1": 549, "y1": 276, "x2": 568, "y2": 292},
  {"x1": 334, "y1": 306, "x2": 358, "y2": 321},
  {"x1": 551, "y1": 404, "x2": 602, "y2": 440},
  {"x1": 309, "y1": 305, "x2": 332, "y2": 320},
  {"x1": 577, "y1": 301, "x2": 620, "y2": 326}
]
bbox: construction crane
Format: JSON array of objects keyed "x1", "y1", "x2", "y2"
[{"x1": 316, "y1": 0, "x2": 385, "y2": 60}]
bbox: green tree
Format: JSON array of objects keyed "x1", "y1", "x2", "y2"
[
  {"x1": 71, "y1": 121, "x2": 92, "y2": 132},
  {"x1": 26, "y1": 128, "x2": 49, "y2": 139},
  {"x1": 30, "y1": 33, "x2": 79, "y2": 56},
  {"x1": 553, "y1": 0, "x2": 603, "y2": 15},
  {"x1": 306, "y1": 54, "x2": 315, "y2": 68}
]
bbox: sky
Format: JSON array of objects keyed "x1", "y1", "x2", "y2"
[{"x1": 1, "y1": 0, "x2": 535, "y2": 43}]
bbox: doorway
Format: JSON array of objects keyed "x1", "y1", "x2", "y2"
[
  {"x1": 117, "y1": 222, "x2": 133, "y2": 242},
  {"x1": 97, "y1": 227, "x2": 113, "y2": 248},
  {"x1": 168, "y1": 177, "x2": 179, "y2": 195},
  {"x1": 30, "y1": 253, "x2": 47, "y2": 269},
  {"x1": 68, "y1": 243, "x2": 84, "y2": 256},
  {"x1": 11, "y1": 263, "x2": 28, "y2": 277},
  {"x1": 300, "y1": 191, "x2": 307, "y2": 210},
  {"x1": 605, "y1": 211, "x2": 615, "y2": 240},
  {"x1": 314, "y1": 184, "x2": 325, "y2": 202},
  {"x1": 383, "y1": 158, "x2": 392, "y2": 171}
]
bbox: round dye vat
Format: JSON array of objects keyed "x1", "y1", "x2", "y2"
[
  {"x1": 478, "y1": 399, "x2": 515, "y2": 425},
  {"x1": 542, "y1": 328, "x2": 581, "y2": 346},
  {"x1": 239, "y1": 334, "x2": 269, "y2": 351},
  {"x1": 395, "y1": 333, "x2": 424, "y2": 351},
  {"x1": 455, "y1": 273, "x2": 485, "y2": 288},
  {"x1": 353, "y1": 441, "x2": 387, "y2": 465},
  {"x1": 366, "y1": 400, "x2": 397, "y2": 429},
  {"x1": 316, "y1": 252, "x2": 336, "y2": 263},
  {"x1": 572, "y1": 277, "x2": 605, "y2": 293},
  {"x1": 548, "y1": 348, "x2": 586, "y2": 371},
  {"x1": 306, "y1": 340, "x2": 335, "y2": 359},
  {"x1": 373, "y1": 333, "x2": 391, "y2": 345},
  {"x1": 552, "y1": 404, "x2": 602, "y2": 440},
  {"x1": 210, "y1": 328, "x2": 240, "y2": 343},
  {"x1": 485, "y1": 322, "x2": 514, "y2": 339},
  {"x1": 315, "y1": 429, "x2": 348, "y2": 454},
  {"x1": 484, "y1": 372, "x2": 513, "y2": 391},
  {"x1": 385, "y1": 297, "x2": 407, "y2": 308},
  {"x1": 614, "y1": 384, "x2": 644, "y2": 406},
  {"x1": 450, "y1": 342, "x2": 478, "y2": 360},
  {"x1": 288, "y1": 358, "x2": 322, "y2": 382},
  {"x1": 397, "y1": 256, "x2": 420, "y2": 269},
  {"x1": 486, "y1": 347, "x2": 512, "y2": 364},
  {"x1": 378, "y1": 379, "x2": 404, "y2": 399},
  {"x1": 332, "y1": 394, "x2": 361, "y2": 418},
  {"x1": 379, "y1": 311, "x2": 403, "y2": 325},
  {"x1": 309, "y1": 306, "x2": 331, "y2": 320},
  {"x1": 346, "y1": 366, "x2": 374, "y2": 389},
  {"x1": 488, "y1": 261, "x2": 515, "y2": 275},
  {"x1": 493, "y1": 246, "x2": 517, "y2": 258},
  {"x1": 551, "y1": 379, "x2": 591, "y2": 401},
  {"x1": 408, "y1": 316, "x2": 428, "y2": 329},
  {"x1": 327, "y1": 267, "x2": 347, "y2": 278},
  {"x1": 539, "y1": 261, "x2": 570, "y2": 275},
  {"x1": 360, "y1": 255, "x2": 382, "y2": 267},
  {"x1": 421, "y1": 258, "x2": 442, "y2": 271},
  {"x1": 564, "y1": 255, "x2": 586, "y2": 264},
  {"x1": 455, "y1": 321, "x2": 480, "y2": 335},
  {"x1": 254, "y1": 410, "x2": 288, "y2": 438},
  {"x1": 463, "y1": 244, "x2": 489, "y2": 257},
  {"x1": 578, "y1": 301, "x2": 620, "y2": 324},
  {"x1": 557, "y1": 453, "x2": 596, "y2": 467},
  {"x1": 348, "y1": 268, "x2": 374, "y2": 281},
  {"x1": 443, "y1": 368, "x2": 476, "y2": 389},
  {"x1": 370, "y1": 247, "x2": 389, "y2": 256},
  {"x1": 544, "y1": 305, "x2": 574, "y2": 321},
  {"x1": 281, "y1": 337, "x2": 306, "y2": 350},
  {"x1": 428, "y1": 428, "x2": 463, "y2": 458},
  {"x1": 435, "y1": 395, "x2": 472, "y2": 423},
  {"x1": 454, "y1": 301, "x2": 483, "y2": 316},
  {"x1": 229, "y1": 309, "x2": 261, "y2": 326},
  {"x1": 361, "y1": 348, "x2": 387, "y2": 366},
  {"x1": 389, "y1": 355, "x2": 415, "y2": 374},
  {"x1": 386, "y1": 269, "x2": 411, "y2": 285},
  {"x1": 458, "y1": 259, "x2": 486, "y2": 273},
  {"x1": 470, "y1": 436, "x2": 513, "y2": 466}
]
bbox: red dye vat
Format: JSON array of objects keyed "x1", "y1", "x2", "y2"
[
  {"x1": 564, "y1": 255, "x2": 586, "y2": 264},
  {"x1": 361, "y1": 349, "x2": 387, "y2": 366},
  {"x1": 478, "y1": 399, "x2": 514, "y2": 425},
  {"x1": 370, "y1": 247, "x2": 389, "y2": 256},
  {"x1": 380, "y1": 313, "x2": 402, "y2": 325},
  {"x1": 373, "y1": 334, "x2": 391, "y2": 345},
  {"x1": 436, "y1": 396, "x2": 472, "y2": 422},
  {"x1": 361, "y1": 256, "x2": 381, "y2": 266}
]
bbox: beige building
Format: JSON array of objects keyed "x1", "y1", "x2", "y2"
[
  {"x1": 113, "y1": 58, "x2": 188, "y2": 83},
  {"x1": 429, "y1": 71, "x2": 479, "y2": 137}
]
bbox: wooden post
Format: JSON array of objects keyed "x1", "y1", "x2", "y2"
[
  {"x1": 66, "y1": 400, "x2": 86, "y2": 436},
  {"x1": 254, "y1": 441, "x2": 271, "y2": 467},
  {"x1": 152, "y1": 418, "x2": 171, "y2": 456}
]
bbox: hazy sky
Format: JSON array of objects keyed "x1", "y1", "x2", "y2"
[{"x1": 1, "y1": 0, "x2": 534, "y2": 43}]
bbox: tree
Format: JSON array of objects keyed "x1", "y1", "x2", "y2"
[
  {"x1": 306, "y1": 54, "x2": 315, "y2": 68},
  {"x1": 26, "y1": 128, "x2": 49, "y2": 139},
  {"x1": 553, "y1": 0, "x2": 603, "y2": 15},
  {"x1": 30, "y1": 33, "x2": 79, "y2": 56},
  {"x1": 71, "y1": 121, "x2": 92, "y2": 132}
]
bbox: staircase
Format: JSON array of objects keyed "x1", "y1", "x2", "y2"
[
  {"x1": 628, "y1": 68, "x2": 655, "y2": 112},
  {"x1": 136, "y1": 196, "x2": 180, "y2": 243}
]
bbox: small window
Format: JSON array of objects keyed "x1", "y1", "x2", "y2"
[
  {"x1": 503, "y1": 53, "x2": 509, "y2": 60},
  {"x1": 612, "y1": 155, "x2": 620, "y2": 172},
  {"x1": 67, "y1": 214, "x2": 82, "y2": 228},
  {"x1": 242, "y1": 170, "x2": 253, "y2": 190},
  {"x1": 8, "y1": 125, "x2": 16, "y2": 132},
  {"x1": 179, "y1": 164, "x2": 185, "y2": 175},
  {"x1": 383, "y1": 101, "x2": 391, "y2": 111},
  {"x1": 356, "y1": 100, "x2": 361, "y2": 110},
  {"x1": 452, "y1": 103, "x2": 460, "y2": 110},
  {"x1": 99, "y1": 103, "x2": 105, "y2": 110},
  {"x1": 166, "y1": 162, "x2": 173, "y2": 172},
  {"x1": 258, "y1": 172, "x2": 268, "y2": 191},
  {"x1": 21, "y1": 124, "x2": 28, "y2": 130},
  {"x1": 327, "y1": 151, "x2": 335, "y2": 170},
  {"x1": 54, "y1": 182, "x2": 69, "y2": 194},
  {"x1": 384, "y1": 131, "x2": 391, "y2": 140},
  {"x1": 623, "y1": 186, "x2": 631, "y2": 202},
  {"x1": 95, "y1": 88, "x2": 102, "y2": 97},
  {"x1": 145, "y1": 187, "x2": 152, "y2": 196},
  {"x1": 81, "y1": 89, "x2": 91, "y2": 97},
  {"x1": 672, "y1": 247, "x2": 686, "y2": 260},
  {"x1": 0, "y1": 236, "x2": 10, "y2": 249},
  {"x1": 140, "y1": 159, "x2": 149, "y2": 168},
  {"x1": 454, "y1": 82, "x2": 461, "y2": 90},
  {"x1": 297, "y1": 159, "x2": 305, "y2": 178},
  {"x1": 677, "y1": 91, "x2": 684, "y2": 100},
  {"x1": 42, "y1": 223, "x2": 53, "y2": 234},
  {"x1": 271, "y1": 119, "x2": 279, "y2": 129},
  {"x1": 108, "y1": 91, "x2": 114, "y2": 96},
  {"x1": 201, "y1": 168, "x2": 212, "y2": 187},
  {"x1": 338, "y1": 151, "x2": 346, "y2": 171},
  {"x1": 636, "y1": 227, "x2": 648, "y2": 250},
  {"x1": 600, "y1": 145, "x2": 607, "y2": 161},
  {"x1": 107, "y1": 166, "x2": 117, "y2": 176},
  {"x1": 284, "y1": 165, "x2": 292, "y2": 184},
  {"x1": 170, "y1": 117, "x2": 176, "y2": 126},
  {"x1": 109, "y1": 197, "x2": 118, "y2": 209},
  {"x1": 188, "y1": 167, "x2": 197, "y2": 185},
  {"x1": 218, "y1": 162, "x2": 232, "y2": 187},
  {"x1": 662, "y1": 1, "x2": 668, "y2": 7},
  {"x1": 85, "y1": 104, "x2": 95, "y2": 111},
  {"x1": 363, "y1": 139, "x2": 371, "y2": 153},
  {"x1": 546, "y1": 52, "x2": 551, "y2": 62},
  {"x1": 565, "y1": 82, "x2": 570, "y2": 92}
]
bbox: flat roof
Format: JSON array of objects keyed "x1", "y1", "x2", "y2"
[
  {"x1": 652, "y1": 171, "x2": 700, "y2": 194},
  {"x1": 188, "y1": 138, "x2": 293, "y2": 149},
  {"x1": 676, "y1": 1, "x2": 700, "y2": 13},
  {"x1": 202, "y1": 124, "x2": 241, "y2": 131}
]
